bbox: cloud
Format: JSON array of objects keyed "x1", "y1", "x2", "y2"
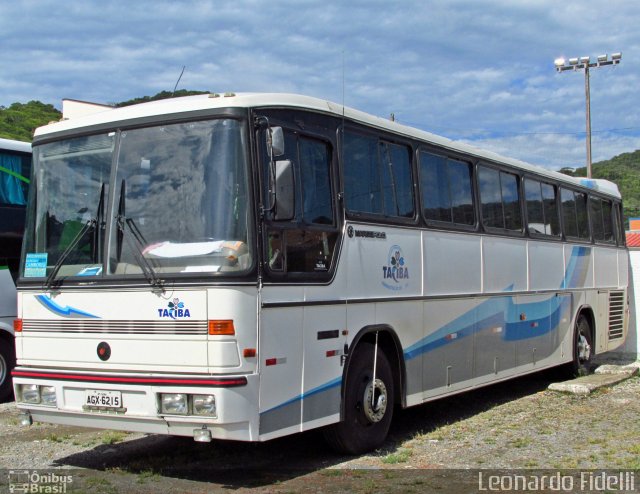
[{"x1": 1, "y1": 0, "x2": 639, "y2": 169}]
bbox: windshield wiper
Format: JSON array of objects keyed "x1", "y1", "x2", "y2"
[
  {"x1": 45, "y1": 184, "x2": 105, "y2": 290},
  {"x1": 115, "y1": 179, "x2": 165, "y2": 294}
]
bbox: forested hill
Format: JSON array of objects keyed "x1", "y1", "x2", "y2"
[
  {"x1": 1, "y1": 95, "x2": 639, "y2": 222},
  {"x1": 0, "y1": 101, "x2": 60, "y2": 141}
]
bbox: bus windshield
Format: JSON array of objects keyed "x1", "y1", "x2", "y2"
[{"x1": 22, "y1": 118, "x2": 253, "y2": 282}]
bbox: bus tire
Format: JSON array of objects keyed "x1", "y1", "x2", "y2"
[
  {"x1": 323, "y1": 342, "x2": 394, "y2": 455},
  {"x1": 0, "y1": 335, "x2": 16, "y2": 402},
  {"x1": 570, "y1": 313, "x2": 593, "y2": 377}
]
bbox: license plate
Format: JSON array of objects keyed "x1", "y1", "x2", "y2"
[{"x1": 84, "y1": 389, "x2": 122, "y2": 409}]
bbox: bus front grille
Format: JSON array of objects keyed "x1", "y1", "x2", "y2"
[{"x1": 21, "y1": 319, "x2": 208, "y2": 335}]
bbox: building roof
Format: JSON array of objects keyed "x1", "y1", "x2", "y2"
[{"x1": 627, "y1": 232, "x2": 640, "y2": 248}]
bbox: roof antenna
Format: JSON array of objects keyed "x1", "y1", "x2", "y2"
[{"x1": 172, "y1": 66, "x2": 186, "y2": 96}]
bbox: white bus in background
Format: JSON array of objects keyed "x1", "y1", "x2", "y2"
[
  {"x1": 12, "y1": 93, "x2": 629, "y2": 454},
  {"x1": 0, "y1": 137, "x2": 31, "y2": 401}
]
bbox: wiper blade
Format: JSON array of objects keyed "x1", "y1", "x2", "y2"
[
  {"x1": 116, "y1": 179, "x2": 165, "y2": 293},
  {"x1": 45, "y1": 218, "x2": 96, "y2": 290},
  {"x1": 44, "y1": 183, "x2": 105, "y2": 290}
]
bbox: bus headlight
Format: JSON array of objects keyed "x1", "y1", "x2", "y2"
[
  {"x1": 192, "y1": 394, "x2": 216, "y2": 416},
  {"x1": 20, "y1": 384, "x2": 40, "y2": 404},
  {"x1": 41, "y1": 386, "x2": 57, "y2": 406},
  {"x1": 160, "y1": 393, "x2": 188, "y2": 415}
]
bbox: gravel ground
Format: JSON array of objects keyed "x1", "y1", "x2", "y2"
[{"x1": 0, "y1": 363, "x2": 638, "y2": 493}]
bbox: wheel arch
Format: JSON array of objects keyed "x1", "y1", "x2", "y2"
[{"x1": 339, "y1": 324, "x2": 406, "y2": 420}]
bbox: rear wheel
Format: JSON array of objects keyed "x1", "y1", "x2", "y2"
[
  {"x1": 570, "y1": 314, "x2": 593, "y2": 377},
  {"x1": 323, "y1": 342, "x2": 394, "y2": 455},
  {"x1": 0, "y1": 336, "x2": 16, "y2": 402}
]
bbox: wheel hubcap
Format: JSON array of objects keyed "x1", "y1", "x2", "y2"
[
  {"x1": 363, "y1": 378, "x2": 387, "y2": 423},
  {"x1": 577, "y1": 333, "x2": 591, "y2": 362}
]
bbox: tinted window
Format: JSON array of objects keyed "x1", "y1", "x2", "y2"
[
  {"x1": 0, "y1": 151, "x2": 30, "y2": 206},
  {"x1": 479, "y1": 166, "x2": 522, "y2": 232},
  {"x1": 299, "y1": 137, "x2": 333, "y2": 224},
  {"x1": 575, "y1": 192, "x2": 590, "y2": 239},
  {"x1": 590, "y1": 196, "x2": 615, "y2": 243},
  {"x1": 541, "y1": 182, "x2": 561, "y2": 236},
  {"x1": 344, "y1": 132, "x2": 414, "y2": 218},
  {"x1": 478, "y1": 167, "x2": 502, "y2": 229},
  {"x1": 525, "y1": 178, "x2": 560, "y2": 236},
  {"x1": 561, "y1": 188, "x2": 578, "y2": 238},
  {"x1": 420, "y1": 152, "x2": 474, "y2": 226},
  {"x1": 561, "y1": 188, "x2": 590, "y2": 240},
  {"x1": 262, "y1": 129, "x2": 338, "y2": 276}
]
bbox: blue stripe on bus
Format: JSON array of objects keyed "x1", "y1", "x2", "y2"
[
  {"x1": 261, "y1": 376, "x2": 342, "y2": 415},
  {"x1": 35, "y1": 294, "x2": 100, "y2": 319}
]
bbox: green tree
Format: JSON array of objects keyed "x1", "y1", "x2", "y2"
[{"x1": 0, "y1": 101, "x2": 61, "y2": 141}]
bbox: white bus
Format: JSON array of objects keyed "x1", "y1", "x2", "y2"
[
  {"x1": 0, "y1": 137, "x2": 31, "y2": 401},
  {"x1": 12, "y1": 94, "x2": 629, "y2": 453}
]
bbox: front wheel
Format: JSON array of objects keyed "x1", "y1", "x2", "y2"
[
  {"x1": 0, "y1": 336, "x2": 16, "y2": 402},
  {"x1": 323, "y1": 342, "x2": 394, "y2": 455}
]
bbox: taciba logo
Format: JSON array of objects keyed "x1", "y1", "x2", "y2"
[
  {"x1": 158, "y1": 298, "x2": 191, "y2": 319},
  {"x1": 382, "y1": 245, "x2": 409, "y2": 291}
]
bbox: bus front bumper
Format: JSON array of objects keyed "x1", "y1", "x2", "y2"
[{"x1": 12, "y1": 367, "x2": 260, "y2": 442}]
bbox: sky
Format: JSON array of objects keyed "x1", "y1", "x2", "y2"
[{"x1": 2, "y1": 0, "x2": 639, "y2": 171}]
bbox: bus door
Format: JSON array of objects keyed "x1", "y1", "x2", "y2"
[{"x1": 257, "y1": 121, "x2": 344, "y2": 437}]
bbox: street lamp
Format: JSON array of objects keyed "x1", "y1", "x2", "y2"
[{"x1": 554, "y1": 53, "x2": 622, "y2": 178}]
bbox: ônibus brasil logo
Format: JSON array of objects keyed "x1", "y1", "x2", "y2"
[
  {"x1": 158, "y1": 298, "x2": 191, "y2": 319},
  {"x1": 382, "y1": 245, "x2": 410, "y2": 291}
]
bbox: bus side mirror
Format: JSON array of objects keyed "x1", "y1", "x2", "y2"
[
  {"x1": 268, "y1": 126, "x2": 285, "y2": 157},
  {"x1": 274, "y1": 160, "x2": 294, "y2": 221}
]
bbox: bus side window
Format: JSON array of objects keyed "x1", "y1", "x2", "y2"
[
  {"x1": 525, "y1": 178, "x2": 560, "y2": 237},
  {"x1": 478, "y1": 166, "x2": 522, "y2": 233},
  {"x1": 420, "y1": 151, "x2": 475, "y2": 227},
  {"x1": 343, "y1": 131, "x2": 414, "y2": 219},
  {"x1": 263, "y1": 129, "x2": 337, "y2": 275}
]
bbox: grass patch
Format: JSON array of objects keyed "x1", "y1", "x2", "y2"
[
  {"x1": 381, "y1": 448, "x2": 413, "y2": 464},
  {"x1": 84, "y1": 476, "x2": 117, "y2": 494},
  {"x1": 508, "y1": 437, "x2": 531, "y2": 448},
  {"x1": 136, "y1": 470, "x2": 161, "y2": 484},
  {"x1": 100, "y1": 431, "x2": 128, "y2": 445}
]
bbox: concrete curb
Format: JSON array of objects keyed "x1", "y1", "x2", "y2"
[{"x1": 548, "y1": 363, "x2": 639, "y2": 395}]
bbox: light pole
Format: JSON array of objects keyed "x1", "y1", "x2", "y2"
[{"x1": 554, "y1": 53, "x2": 622, "y2": 178}]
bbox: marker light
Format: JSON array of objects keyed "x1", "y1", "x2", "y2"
[
  {"x1": 13, "y1": 319, "x2": 23, "y2": 332},
  {"x1": 208, "y1": 320, "x2": 235, "y2": 336}
]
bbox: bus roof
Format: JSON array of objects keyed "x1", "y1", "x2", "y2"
[
  {"x1": 0, "y1": 137, "x2": 31, "y2": 154},
  {"x1": 33, "y1": 92, "x2": 621, "y2": 199}
]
